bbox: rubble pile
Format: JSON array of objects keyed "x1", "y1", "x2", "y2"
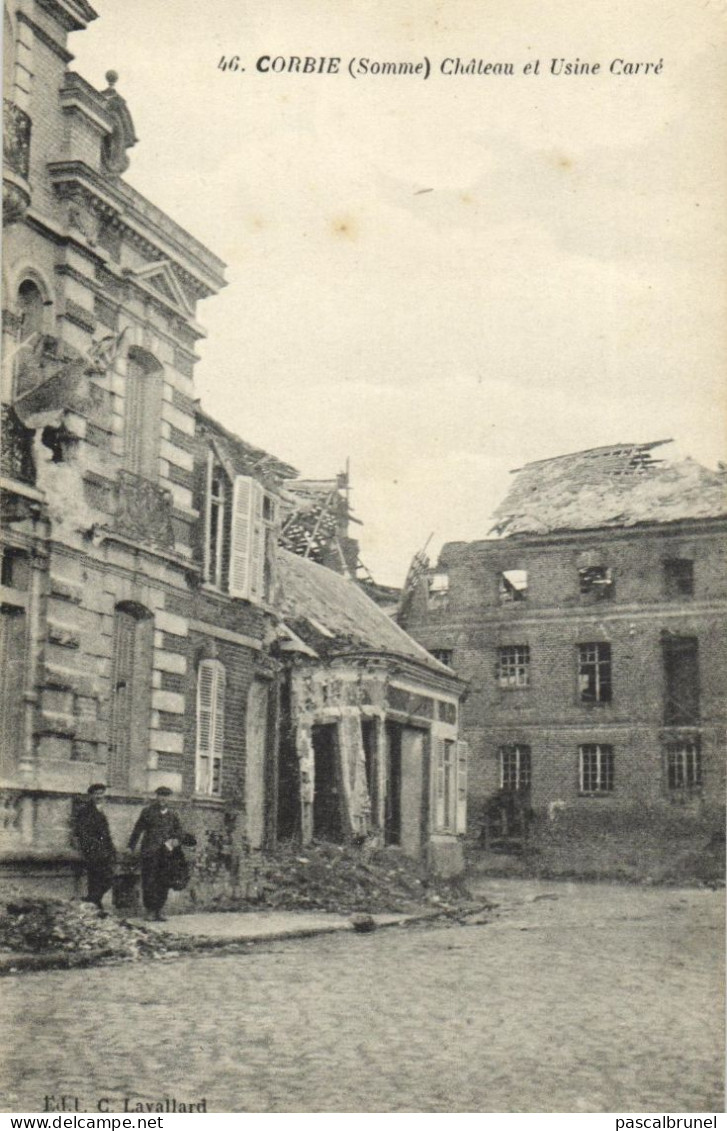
[
  {"x1": 0, "y1": 899, "x2": 178, "y2": 961},
  {"x1": 223, "y1": 842, "x2": 472, "y2": 914}
]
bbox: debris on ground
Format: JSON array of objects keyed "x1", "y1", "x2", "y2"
[
  {"x1": 0, "y1": 899, "x2": 179, "y2": 962},
  {"x1": 206, "y1": 842, "x2": 475, "y2": 915}
]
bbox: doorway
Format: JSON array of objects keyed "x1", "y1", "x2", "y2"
[{"x1": 312, "y1": 723, "x2": 344, "y2": 841}]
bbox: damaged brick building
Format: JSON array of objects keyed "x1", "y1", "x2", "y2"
[
  {"x1": 0, "y1": 0, "x2": 468, "y2": 897},
  {"x1": 400, "y1": 442, "x2": 727, "y2": 859}
]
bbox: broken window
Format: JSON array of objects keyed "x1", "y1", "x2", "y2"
[
  {"x1": 428, "y1": 572, "x2": 450, "y2": 609},
  {"x1": 663, "y1": 559, "x2": 694, "y2": 598},
  {"x1": 662, "y1": 636, "x2": 699, "y2": 725},
  {"x1": 196, "y1": 659, "x2": 226, "y2": 796},
  {"x1": 499, "y1": 745, "x2": 531, "y2": 792},
  {"x1": 579, "y1": 744, "x2": 614, "y2": 793},
  {"x1": 578, "y1": 642, "x2": 612, "y2": 703},
  {"x1": 496, "y1": 645, "x2": 530, "y2": 688},
  {"x1": 499, "y1": 569, "x2": 528, "y2": 603},
  {"x1": 666, "y1": 741, "x2": 702, "y2": 791},
  {"x1": 579, "y1": 565, "x2": 614, "y2": 599},
  {"x1": 430, "y1": 647, "x2": 453, "y2": 667}
]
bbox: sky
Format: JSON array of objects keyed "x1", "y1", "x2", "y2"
[{"x1": 70, "y1": 0, "x2": 727, "y2": 585}]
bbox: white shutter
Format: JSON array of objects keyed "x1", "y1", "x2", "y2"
[
  {"x1": 212, "y1": 664, "x2": 226, "y2": 795},
  {"x1": 248, "y1": 481, "x2": 266, "y2": 604},
  {"x1": 230, "y1": 476, "x2": 254, "y2": 599},
  {"x1": 455, "y1": 740, "x2": 468, "y2": 834},
  {"x1": 196, "y1": 660, "x2": 215, "y2": 793},
  {"x1": 433, "y1": 738, "x2": 445, "y2": 831}
]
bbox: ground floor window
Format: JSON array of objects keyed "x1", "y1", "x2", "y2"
[
  {"x1": 579, "y1": 744, "x2": 614, "y2": 794},
  {"x1": 499, "y1": 744, "x2": 531, "y2": 792},
  {"x1": 666, "y1": 741, "x2": 701, "y2": 791}
]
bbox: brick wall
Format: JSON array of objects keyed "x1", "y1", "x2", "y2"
[{"x1": 403, "y1": 521, "x2": 727, "y2": 841}]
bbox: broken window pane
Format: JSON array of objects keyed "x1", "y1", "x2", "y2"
[
  {"x1": 428, "y1": 572, "x2": 450, "y2": 609},
  {"x1": 496, "y1": 645, "x2": 530, "y2": 688},
  {"x1": 578, "y1": 642, "x2": 612, "y2": 703},
  {"x1": 500, "y1": 569, "x2": 528, "y2": 603},
  {"x1": 579, "y1": 744, "x2": 614, "y2": 793},
  {"x1": 663, "y1": 559, "x2": 694, "y2": 598},
  {"x1": 579, "y1": 565, "x2": 614, "y2": 599}
]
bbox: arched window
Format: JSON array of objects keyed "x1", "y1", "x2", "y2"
[
  {"x1": 196, "y1": 659, "x2": 225, "y2": 795},
  {"x1": 124, "y1": 347, "x2": 163, "y2": 481},
  {"x1": 17, "y1": 280, "x2": 44, "y2": 342}
]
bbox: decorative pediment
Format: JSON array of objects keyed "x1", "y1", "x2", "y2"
[{"x1": 129, "y1": 259, "x2": 194, "y2": 315}]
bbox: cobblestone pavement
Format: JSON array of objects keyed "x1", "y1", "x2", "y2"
[{"x1": 1, "y1": 882, "x2": 722, "y2": 1113}]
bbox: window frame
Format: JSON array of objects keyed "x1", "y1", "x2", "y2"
[
  {"x1": 663, "y1": 558, "x2": 695, "y2": 599},
  {"x1": 666, "y1": 740, "x2": 702, "y2": 792},
  {"x1": 496, "y1": 644, "x2": 531, "y2": 689},
  {"x1": 195, "y1": 658, "x2": 226, "y2": 796},
  {"x1": 499, "y1": 744, "x2": 532, "y2": 792},
  {"x1": 578, "y1": 743, "x2": 615, "y2": 795},
  {"x1": 577, "y1": 642, "x2": 612, "y2": 704}
]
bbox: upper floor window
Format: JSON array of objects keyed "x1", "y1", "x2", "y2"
[
  {"x1": 579, "y1": 744, "x2": 614, "y2": 794},
  {"x1": 496, "y1": 645, "x2": 530, "y2": 688},
  {"x1": 204, "y1": 458, "x2": 227, "y2": 588},
  {"x1": 579, "y1": 565, "x2": 614, "y2": 600},
  {"x1": 662, "y1": 635, "x2": 699, "y2": 725},
  {"x1": 663, "y1": 559, "x2": 694, "y2": 599},
  {"x1": 229, "y1": 475, "x2": 279, "y2": 605},
  {"x1": 124, "y1": 348, "x2": 163, "y2": 481},
  {"x1": 578, "y1": 642, "x2": 612, "y2": 703},
  {"x1": 500, "y1": 569, "x2": 528, "y2": 603},
  {"x1": 499, "y1": 744, "x2": 531, "y2": 792},
  {"x1": 428, "y1": 573, "x2": 450, "y2": 609},
  {"x1": 430, "y1": 647, "x2": 453, "y2": 667},
  {"x1": 196, "y1": 659, "x2": 226, "y2": 796}
]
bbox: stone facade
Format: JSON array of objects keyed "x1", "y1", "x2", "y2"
[{"x1": 0, "y1": 0, "x2": 469, "y2": 895}]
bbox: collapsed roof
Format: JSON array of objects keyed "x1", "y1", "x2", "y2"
[
  {"x1": 490, "y1": 441, "x2": 727, "y2": 537},
  {"x1": 277, "y1": 548, "x2": 454, "y2": 674}
]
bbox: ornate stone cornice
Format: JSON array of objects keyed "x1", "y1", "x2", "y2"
[
  {"x1": 47, "y1": 159, "x2": 226, "y2": 300},
  {"x1": 37, "y1": 0, "x2": 98, "y2": 34},
  {"x1": 16, "y1": 12, "x2": 74, "y2": 63}
]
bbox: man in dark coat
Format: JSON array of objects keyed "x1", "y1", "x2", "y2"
[
  {"x1": 128, "y1": 786, "x2": 183, "y2": 921},
  {"x1": 73, "y1": 783, "x2": 117, "y2": 909}
]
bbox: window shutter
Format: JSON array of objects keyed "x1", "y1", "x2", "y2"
[
  {"x1": 434, "y1": 738, "x2": 445, "y2": 831},
  {"x1": 230, "y1": 476, "x2": 253, "y2": 599},
  {"x1": 212, "y1": 664, "x2": 226, "y2": 795},
  {"x1": 248, "y1": 480, "x2": 266, "y2": 604},
  {"x1": 196, "y1": 660, "x2": 215, "y2": 793},
  {"x1": 455, "y1": 740, "x2": 468, "y2": 834}
]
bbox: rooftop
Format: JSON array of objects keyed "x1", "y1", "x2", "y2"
[
  {"x1": 277, "y1": 549, "x2": 453, "y2": 674},
  {"x1": 489, "y1": 442, "x2": 727, "y2": 536}
]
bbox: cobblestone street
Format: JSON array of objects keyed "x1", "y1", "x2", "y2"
[{"x1": 1, "y1": 881, "x2": 722, "y2": 1114}]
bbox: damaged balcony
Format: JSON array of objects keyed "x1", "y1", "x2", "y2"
[
  {"x1": 113, "y1": 469, "x2": 175, "y2": 551},
  {"x1": 1, "y1": 405, "x2": 36, "y2": 487},
  {"x1": 3, "y1": 100, "x2": 31, "y2": 225}
]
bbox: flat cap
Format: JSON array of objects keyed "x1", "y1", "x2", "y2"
[
  {"x1": 155, "y1": 786, "x2": 173, "y2": 796},
  {"x1": 87, "y1": 783, "x2": 107, "y2": 795}
]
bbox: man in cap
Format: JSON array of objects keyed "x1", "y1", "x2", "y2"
[
  {"x1": 128, "y1": 786, "x2": 184, "y2": 921},
  {"x1": 73, "y1": 783, "x2": 117, "y2": 910}
]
